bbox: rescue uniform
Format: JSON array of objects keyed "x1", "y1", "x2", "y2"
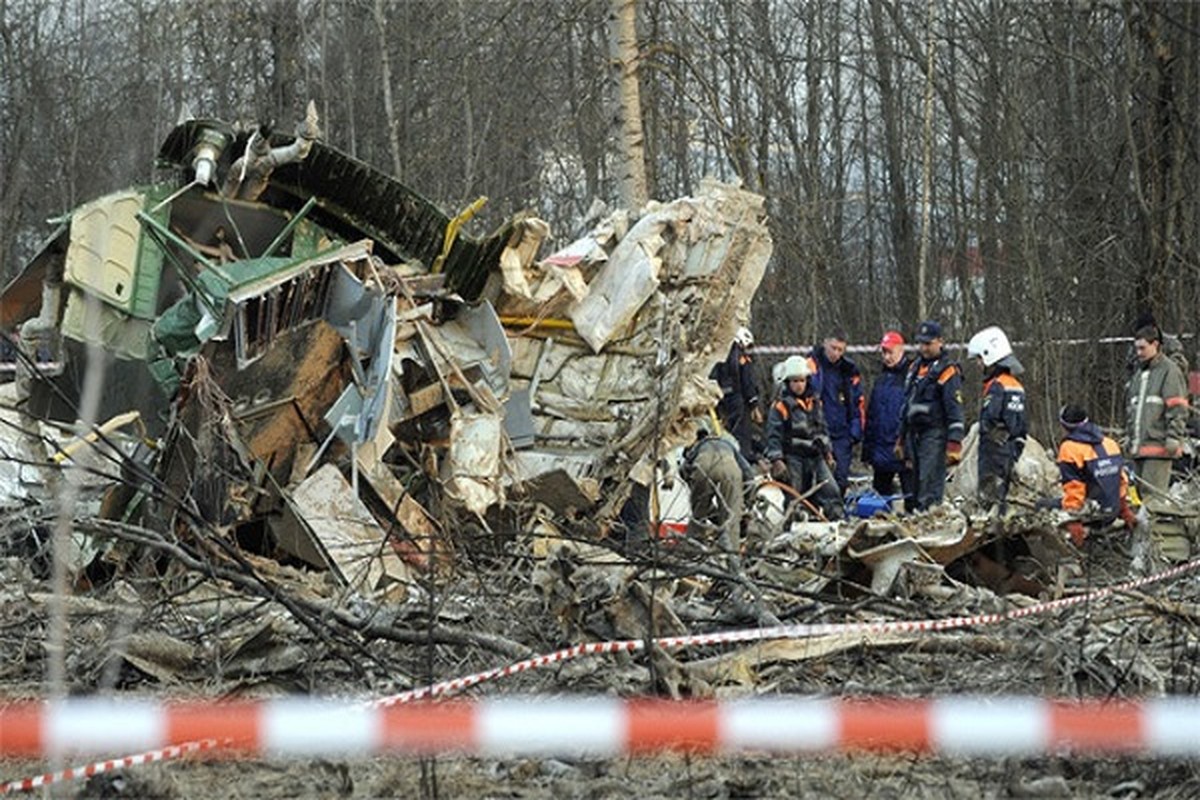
[
  {"x1": 978, "y1": 368, "x2": 1027, "y2": 510},
  {"x1": 711, "y1": 342, "x2": 759, "y2": 461},
  {"x1": 901, "y1": 354, "x2": 965, "y2": 510},
  {"x1": 809, "y1": 346, "x2": 864, "y2": 494},
  {"x1": 864, "y1": 354, "x2": 912, "y2": 502},
  {"x1": 765, "y1": 387, "x2": 844, "y2": 520},
  {"x1": 681, "y1": 433, "x2": 753, "y2": 554},
  {"x1": 1055, "y1": 423, "x2": 1129, "y2": 521},
  {"x1": 1125, "y1": 351, "x2": 1189, "y2": 495}
]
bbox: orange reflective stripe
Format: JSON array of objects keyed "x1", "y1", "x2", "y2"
[
  {"x1": 1057, "y1": 440, "x2": 1091, "y2": 467},
  {"x1": 1062, "y1": 479, "x2": 1087, "y2": 511},
  {"x1": 773, "y1": 400, "x2": 789, "y2": 419},
  {"x1": 1165, "y1": 396, "x2": 1189, "y2": 408},
  {"x1": 937, "y1": 365, "x2": 959, "y2": 385}
]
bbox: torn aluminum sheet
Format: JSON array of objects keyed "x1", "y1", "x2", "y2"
[
  {"x1": 321, "y1": 259, "x2": 397, "y2": 451},
  {"x1": 428, "y1": 302, "x2": 511, "y2": 401},
  {"x1": 569, "y1": 206, "x2": 667, "y2": 353},
  {"x1": 504, "y1": 180, "x2": 771, "y2": 500},
  {"x1": 847, "y1": 536, "x2": 939, "y2": 595},
  {"x1": 509, "y1": 449, "x2": 600, "y2": 508},
  {"x1": 282, "y1": 463, "x2": 410, "y2": 598}
]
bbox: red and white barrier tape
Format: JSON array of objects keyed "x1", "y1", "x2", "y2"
[
  {"x1": 5, "y1": 555, "x2": 1197, "y2": 793},
  {"x1": 0, "y1": 739, "x2": 219, "y2": 794},
  {"x1": 2, "y1": 697, "x2": 1199, "y2": 764},
  {"x1": 372, "y1": 555, "x2": 1200, "y2": 706}
]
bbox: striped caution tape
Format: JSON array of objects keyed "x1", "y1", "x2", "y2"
[
  {"x1": 4, "y1": 555, "x2": 1197, "y2": 793},
  {"x1": 0, "y1": 739, "x2": 220, "y2": 795},
  {"x1": 749, "y1": 333, "x2": 1189, "y2": 356},
  {"x1": 372, "y1": 555, "x2": 1200, "y2": 706},
  {"x1": 2, "y1": 697, "x2": 1200, "y2": 764}
]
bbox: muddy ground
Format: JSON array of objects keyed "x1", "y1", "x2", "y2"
[{"x1": 2, "y1": 516, "x2": 1199, "y2": 798}]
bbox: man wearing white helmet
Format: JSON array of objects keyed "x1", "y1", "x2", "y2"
[
  {"x1": 710, "y1": 326, "x2": 761, "y2": 461},
  {"x1": 967, "y1": 326, "x2": 1028, "y2": 512},
  {"x1": 764, "y1": 355, "x2": 844, "y2": 520}
]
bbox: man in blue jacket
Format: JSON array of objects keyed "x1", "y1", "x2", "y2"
[
  {"x1": 899, "y1": 320, "x2": 965, "y2": 511},
  {"x1": 864, "y1": 330, "x2": 913, "y2": 509},
  {"x1": 711, "y1": 326, "x2": 761, "y2": 461},
  {"x1": 809, "y1": 328, "x2": 864, "y2": 494}
]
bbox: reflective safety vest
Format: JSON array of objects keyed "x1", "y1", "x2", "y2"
[{"x1": 1057, "y1": 423, "x2": 1127, "y2": 516}]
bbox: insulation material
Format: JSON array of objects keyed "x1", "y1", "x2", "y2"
[
  {"x1": 443, "y1": 409, "x2": 505, "y2": 516},
  {"x1": 497, "y1": 217, "x2": 552, "y2": 301}
]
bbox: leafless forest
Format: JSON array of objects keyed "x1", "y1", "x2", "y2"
[
  {"x1": 1, "y1": 0, "x2": 1197, "y2": 432},
  {"x1": 1, "y1": 3, "x2": 1199, "y2": 797}
]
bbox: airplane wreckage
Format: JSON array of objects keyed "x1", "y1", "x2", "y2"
[{"x1": 1, "y1": 107, "x2": 1196, "y2": 608}]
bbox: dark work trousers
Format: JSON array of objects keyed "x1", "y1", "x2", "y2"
[
  {"x1": 721, "y1": 403, "x2": 755, "y2": 463},
  {"x1": 872, "y1": 468, "x2": 915, "y2": 512},
  {"x1": 907, "y1": 427, "x2": 948, "y2": 511},
  {"x1": 783, "y1": 454, "x2": 844, "y2": 520},
  {"x1": 978, "y1": 440, "x2": 1014, "y2": 512},
  {"x1": 830, "y1": 435, "x2": 852, "y2": 495}
]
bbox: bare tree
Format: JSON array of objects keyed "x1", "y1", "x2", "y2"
[{"x1": 609, "y1": 0, "x2": 649, "y2": 210}]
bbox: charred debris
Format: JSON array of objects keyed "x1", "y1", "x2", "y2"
[
  {"x1": 0, "y1": 107, "x2": 776, "y2": 604},
  {"x1": 0, "y1": 107, "x2": 1194, "y2": 636}
]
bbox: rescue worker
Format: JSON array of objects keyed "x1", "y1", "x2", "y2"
[
  {"x1": 967, "y1": 326, "x2": 1028, "y2": 513},
  {"x1": 1038, "y1": 405, "x2": 1138, "y2": 547},
  {"x1": 898, "y1": 320, "x2": 965, "y2": 511},
  {"x1": 808, "y1": 328, "x2": 864, "y2": 494},
  {"x1": 711, "y1": 326, "x2": 761, "y2": 462},
  {"x1": 765, "y1": 356, "x2": 844, "y2": 520},
  {"x1": 680, "y1": 417, "x2": 755, "y2": 559},
  {"x1": 1125, "y1": 324, "x2": 1189, "y2": 497},
  {"x1": 863, "y1": 331, "x2": 913, "y2": 508}
]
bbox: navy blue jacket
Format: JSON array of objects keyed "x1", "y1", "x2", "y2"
[
  {"x1": 901, "y1": 354, "x2": 965, "y2": 443},
  {"x1": 809, "y1": 346, "x2": 864, "y2": 442},
  {"x1": 864, "y1": 356, "x2": 910, "y2": 471},
  {"x1": 711, "y1": 343, "x2": 758, "y2": 418}
]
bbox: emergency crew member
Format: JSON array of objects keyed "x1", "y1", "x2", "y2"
[
  {"x1": 808, "y1": 328, "x2": 864, "y2": 494},
  {"x1": 863, "y1": 330, "x2": 913, "y2": 507},
  {"x1": 1125, "y1": 324, "x2": 1189, "y2": 497},
  {"x1": 765, "y1": 356, "x2": 844, "y2": 520},
  {"x1": 711, "y1": 326, "x2": 761, "y2": 462},
  {"x1": 1039, "y1": 405, "x2": 1138, "y2": 547},
  {"x1": 899, "y1": 320, "x2": 965, "y2": 511},
  {"x1": 967, "y1": 326, "x2": 1028, "y2": 512},
  {"x1": 680, "y1": 418, "x2": 755, "y2": 558}
]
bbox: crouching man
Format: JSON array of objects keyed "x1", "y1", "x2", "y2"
[
  {"x1": 681, "y1": 417, "x2": 755, "y2": 558},
  {"x1": 764, "y1": 356, "x2": 844, "y2": 521},
  {"x1": 1038, "y1": 404, "x2": 1137, "y2": 547}
]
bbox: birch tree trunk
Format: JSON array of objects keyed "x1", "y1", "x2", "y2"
[
  {"x1": 609, "y1": 0, "x2": 649, "y2": 210},
  {"x1": 373, "y1": 0, "x2": 403, "y2": 180}
]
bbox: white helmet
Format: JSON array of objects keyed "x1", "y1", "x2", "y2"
[
  {"x1": 734, "y1": 326, "x2": 754, "y2": 348},
  {"x1": 967, "y1": 326, "x2": 1013, "y2": 367},
  {"x1": 777, "y1": 355, "x2": 812, "y2": 381}
]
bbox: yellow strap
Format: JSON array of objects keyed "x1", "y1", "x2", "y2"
[{"x1": 431, "y1": 196, "x2": 488, "y2": 274}]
